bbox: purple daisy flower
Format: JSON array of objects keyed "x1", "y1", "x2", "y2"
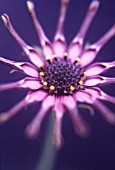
[{"x1": 0, "y1": 0, "x2": 115, "y2": 149}]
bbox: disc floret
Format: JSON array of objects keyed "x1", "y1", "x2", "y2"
[{"x1": 38, "y1": 54, "x2": 85, "y2": 96}]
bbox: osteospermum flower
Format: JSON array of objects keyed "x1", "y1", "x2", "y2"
[{"x1": 0, "y1": 0, "x2": 115, "y2": 148}]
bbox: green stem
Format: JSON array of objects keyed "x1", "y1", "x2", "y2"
[
  {"x1": 78, "y1": 103, "x2": 95, "y2": 116},
  {"x1": 35, "y1": 113, "x2": 57, "y2": 170}
]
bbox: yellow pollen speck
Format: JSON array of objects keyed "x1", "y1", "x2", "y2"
[
  {"x1": 40, "y1": 72, "x2": 44, "y2": 76},
  {"x1": 45, "y1": 57, "x2": 50, "y2": 61},
  {"x1": 76, "y1": 58, "x2": 80, "y2": 62},
  {"x1": 79, "y1": 80, "x2": 83, "y2": 85},
  {"x1": 50, "y1": 85, "x2": 55, "y2": 91},
  {"x1": 53, "y1": 54, "x2": 57, "y2": 58},
  {"x1": 43, "y1": 81, "x2": 48, "y2": 86},
  {"x1": 70, "y1": 86, "x2": 75, "y2": 91},
  {"x1": 64, "y1": 52, "x2": 68, "y2": 57},
  {"x1": 83, "y1": 72, "x2": 87, "y2": 76},
  {"x1": 38, "y1": 64, "x2": 43, "y2": 68}
]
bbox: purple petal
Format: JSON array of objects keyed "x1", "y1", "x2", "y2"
[
  {"x1": 20, "y1": 78, "x2": 42, "y2": 90},
  {"x1": 26, "y1": 1, "x2": 54, "y2": 59},
  {"x1": 0, "y1": 90, "x2": 47, "y2": 123},
  {"x1": 76, "y1": 87, "x2": 115, "y2": 107},
  {"x1": 85, "y1": 87, "x2": 115, "y2": 104},
  {"x1": 85, "y1": 61, "x2": 115, "y2": 76},
  {"x1": 53, "y1": 99, "x2": 65, "y2": 149},
  {"x1": 74, "y1": 91, "x2": 92, "y2": 104},
  {"x1": 68, "y1": 42, "x2": 82, "y2": 63},
  {"x1": 80, "y1": 25, "x2": 115, "y2": 67},
  {"x1": 62, "y1": 96, "x2": 91, "y2": 137},
  {"x1": 94, "y1": 25, "x2": 115, "y2": 50},
  {"x1": 26, "y1": 90, "x2": 47, "y2": 104},
  {"x1": 25, "y1": 96, "x2": 55, "y2": 138},
  {"x1": 20, "y1": 62, "x2": 39, "y2": 77},
  {"x1": 0, "y1": 77, "x2": 42, "y2": 91},
  {"x1": 75, "y1": 90, "x2": 115, "y2": 125},
  {"x1": 27, "y1": 48, "x2": 44, "y2": 67},
  {"x1": 0, "y1": 57, "x2": 39, "y2": 77},
  {"x1": 77, "y1": 0, "x2": 100, "y2": 41},
  {"x1": 93, "y1": 99, "x2": 115, "y2": 125},
  {"x1": 84, "y1": 87, "x2": 101, "y2": 98},
  {"x1": 1, "y1": 14, "x2": 44, "y2": 66},
  {"x1": 79, "y1": 48, "x2": 97, "y2": 67},
  {"x1": 53, "y1": 0, "x2": 69, "y2": 58},
  {"x1": 0, "y1": 97, "x2": 28, "y2": 123},
  {"x1": 84, "y1": 76, "x2": 115, "y2": 87},
  {"x1": 53, "y1": 40, "x2": 66, "y2": 59},
  {"x1": 68, "y1": 1, "x2": 99, "y2": 62},
  {"x1": 100, "y1": 91, "x2": 115, "y2": 104},
  {"x1": 84, "y1": 76, "x2": 103, "y2": 86}
]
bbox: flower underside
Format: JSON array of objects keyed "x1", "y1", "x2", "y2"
[{"x1": 0, "y1": 0, "x2": 115, "y2": 149}]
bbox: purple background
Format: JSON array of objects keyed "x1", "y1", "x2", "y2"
[{"x1": 0, "y1": 0, "x2": 115, "y2": 170}]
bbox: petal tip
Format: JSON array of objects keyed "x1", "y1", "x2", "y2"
[
  {"x1": 111, "y1": 24, "x2": 115, "y2": 35},
  {"x1": 106, "y1": 114, "x2": 115, "y2": 125},
  {"x1": 62, "y1": 0, "x2": 70, "y2": 5},
  {"x1": 27, "y1": 1, "x2": 34, "y2": 12},
  {"x1": 53, "y1": 135, "x2": 64, "y2": 149},
  {"x1": 75, "y1": 124, "x2": 91, "y2": 138},
  {"x1": 90, "y1": 0, "x2": 100, "y2": 10},
  {"x1": 0, "y1": 113, "x2": 9, "y2": 123},
  {"x1": 1, "y1": 13, "x2": 9, "y2": 26},
  {"x1": 25, "y1": 124, "x2": 39, "y2": 139}
]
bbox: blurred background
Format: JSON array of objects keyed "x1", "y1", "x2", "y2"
[{"x1": 0, "y1": 0, "x2": 115, "y2": 170}]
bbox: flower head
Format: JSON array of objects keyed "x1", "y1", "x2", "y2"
[{"x1": 0, "y1": 0, "x2": 115, "y2": 148}]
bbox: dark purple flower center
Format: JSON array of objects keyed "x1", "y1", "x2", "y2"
[{"x1": 38, "y1": 57, "x2": 85, "y2": 96}]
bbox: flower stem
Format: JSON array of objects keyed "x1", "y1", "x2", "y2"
[{"x1": 35, "y1": 113, "x2": 57, "y2": 170}]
